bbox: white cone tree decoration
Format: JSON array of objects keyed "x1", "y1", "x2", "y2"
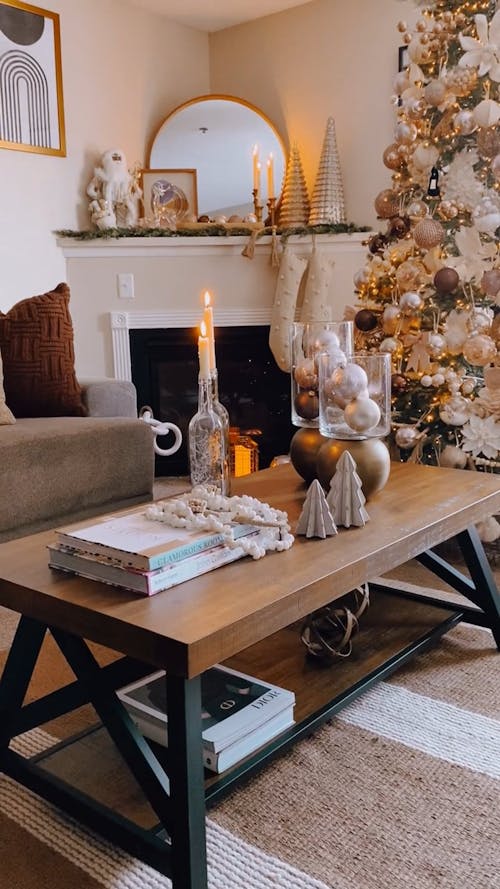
[
  {"x1": 278, "y1": 143, "x2": 310, "y2": 228},
  {"x1": 326, "y1": 451, "x2": 369, "y2": 528},
  {"x1": 309, "y1": 117, "x2": 346, "y2": 226},
  {"x1": 296, "y1": 479, "x2": 337, "y2": 538}
]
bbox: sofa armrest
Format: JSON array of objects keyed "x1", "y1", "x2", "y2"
[{"x1": 79, "y1": 378, "x2": 138, "y2": 418}]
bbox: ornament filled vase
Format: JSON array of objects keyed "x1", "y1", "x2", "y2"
[
  {"x1": 290, "y1": 321, "x2": 353, "y2": 428},
  {"x1": 318, "y1": 352, "x2": 391, "y2": 441}
]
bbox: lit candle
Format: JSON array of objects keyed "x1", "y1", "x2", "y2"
[
  {"x1": 256, "y1": 161, "x2": 261, "y2": 195},
  {"x1": 198, "y1": 320, "x2": 210, "y2": 379},
  {"x1": 267, "y1": 153, "x2": 275, "y2": 200},
  {"x1": 203, "y1": 290, "x2": 216, "y2": 371},
  {"x1": 252, "y1": 144, "x2": 260, "y2": 192}
]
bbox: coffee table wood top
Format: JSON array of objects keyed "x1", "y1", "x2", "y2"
[{"x1": 1, "y1": 462, "x2": 499, "y2": 677}]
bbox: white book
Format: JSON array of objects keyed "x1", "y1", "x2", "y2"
[
  {"x1": 118, "y1": 663, "x2": 295, "y2": 754},
  {"x1": 48, "y1": 526, "x2": 275, "y2": 596},
  {"x1": 131, "y1": 707, "x2": 295, "y2": 773}
]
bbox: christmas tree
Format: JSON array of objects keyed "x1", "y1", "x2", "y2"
[{"x1": 351, "y1": 0, "x2": 500, "y2": 471}]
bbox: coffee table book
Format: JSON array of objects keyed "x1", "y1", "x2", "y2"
[
  {"x1": 118, "y1": 665, "x2": 296, "y2": 755},
  {"x1": 48, "y1": 527, "x2": 273, "y2": 596},
  {"x1": 55, "y1": 505, "x2": 258, "y2": 571},
  {"x1": 133, "y1": 706, "x2": 295, "y2": 773}
]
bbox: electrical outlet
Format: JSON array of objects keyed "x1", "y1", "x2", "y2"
[{"x1": 117, "y1": 273, "x2": 135, "y2": 299}]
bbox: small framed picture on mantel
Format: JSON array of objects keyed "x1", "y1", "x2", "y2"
[
  {"x1": 140, "y1": 168, "x2": 198, "y2": 223},
  {"x1": 0, "y1": 0, "x2": 66, "y2": 156}
]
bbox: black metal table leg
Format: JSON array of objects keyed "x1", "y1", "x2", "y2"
[
  {"x1": 167, "y1": 674, "x2": 208, "y2": 889},
  {"x1": 0, "y1": 616, "x2": 46, "y2": 749},
  {"x1": 456, "y1": 526, "x2": 500, "y2": 648}
]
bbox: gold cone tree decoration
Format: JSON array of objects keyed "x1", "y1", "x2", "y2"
[
  {"x1": 278, "y1": 142, "x2": 310, "y2": 228},
  {"x1": 309, "y1": 117, "x2": 346, "y2": 225}
]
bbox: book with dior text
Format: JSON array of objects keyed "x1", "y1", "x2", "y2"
[
  {"x1": 48, "y1": 526, "x2": 276, "y2": 596},
  {"x1": 130, "y1": 707, "x2": 295, "y2": 773},
  {"x1": 118, "y1": 664, "x2": 295, "y2": 754},
  {"x1": 54, "y1": 503, "x2": 258, "y2": 572}
]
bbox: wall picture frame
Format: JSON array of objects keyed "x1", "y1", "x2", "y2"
[
  {"x1": 140, "y1": 168, "x2": 198, "y2": 222},
  {"x1": 0, "y1": 0, "x2": 66, "y2": 156},
  {"x1": 398, "y1": 45, "x2": 409, "y2": 72}
]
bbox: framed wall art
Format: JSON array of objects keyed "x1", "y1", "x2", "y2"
[
  {"x1": 0, "y1": 0, "x2": 66, "y2": 156},
  {"x1": 140, "y1": 168, "x2": 198, "y2": 222}
]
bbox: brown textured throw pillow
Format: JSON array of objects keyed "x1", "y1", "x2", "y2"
[
  {"x1": 0, "y1": 283, "x2": 86, "y2": 417},
  {"x1": 0, "y1": 347, "x2": 15, "y2": 425}
]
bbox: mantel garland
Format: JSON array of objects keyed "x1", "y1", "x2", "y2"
[{"x1": 54, "y1": 222, "x2": 371, "y2": 242}]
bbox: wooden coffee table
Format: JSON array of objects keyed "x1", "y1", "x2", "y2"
[{"x1": 0, "y1": 462, "x2": 499, "y2": 889}]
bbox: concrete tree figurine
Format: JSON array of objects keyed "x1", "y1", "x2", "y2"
[
  {"x1": 296, "y1": 479, "x2": 337, "y2": 538},
  {"x1": 326, "y1": 450, "x2": 369, "y2": 528}
]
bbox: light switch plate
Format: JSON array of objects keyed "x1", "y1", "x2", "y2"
[{"x1": 117, "y1": 273, "x2": 135, "y2": 299}]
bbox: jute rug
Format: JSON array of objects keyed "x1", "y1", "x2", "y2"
[{"x1": 0, "y1": 598, "x2": 499, "y2": 889}]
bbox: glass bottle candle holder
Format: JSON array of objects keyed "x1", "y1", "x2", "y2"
[
  {"x1": 319, "y1": 352, "x2": 391, "y2": 440},
  {"x1": 188, "y1": 374, "x2": 230, "y2": 494},
  {"x1": 290, "y1": 321, "x2": 354, "y2": 428}
]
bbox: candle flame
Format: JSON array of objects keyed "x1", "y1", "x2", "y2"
[
  {"x1": 252, "y1": 143, "x2": 259, "y2": 156},
  {"x1": 200, "y1": 320, "x2": 207, "y2": 337},
  {"x1": 204, "y1": 290, "x2": 211, "y2": 307}
]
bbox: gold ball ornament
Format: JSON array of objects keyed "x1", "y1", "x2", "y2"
[
  {"x1": 380, "y1": 336, "x2": 402, "y2": 355},
  {"x1": 289, "y1": 427, "x2": 327, "y2": 484},
  {"x1": 383, "y1": 143, "x2": 406, "y2": 171},
  {"x1": 437, "y1": 201, "x2": 459, "y2": 220},
  {"x1": 394, "y1": 120, "x2": 417, "y2": 144},
  {"x1": 316, "y1": 438, "x2": 391, "y2": 500},
  {"x1": 462, "y1": 334, "x2": 497, "y2": 367},
  {"x1": 424, "y1": 79, "x2": 447, "y2": 107},
  {"x1": 399, "y1": 290, "x2": 423, "y2": 315},
  {"x1": 374, "y1": 189, "x2": 400, "y2": 219},
  {"x1": 395, "y1": 426, "x2": 420, "y2": 449},
  {"x1": 407, "y1": 200, "x2": 428, "y2": 220},
  {"x1": 476, "y1": 127, "x2": 500, "y2": 159},
  {"x1": 294, "y1": 359, "x2": 318, "y2": 390},
  {"x1": 382, "y1": 304, "x2": 402, "y2": 335},
  {"x1": 427, "y1": 333, "x2": 447, "y2": 358},
  {"x1": 445, "y1": 66, "x2": 477, "y2": 97},
  {"x1": 413, "y1": 217, "x2": 444, "y2": 250}
]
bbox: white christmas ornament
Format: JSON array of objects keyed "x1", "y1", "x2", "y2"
[
  {"x1": 446, "y1": 225, "x2": 497, "y2": 282},
  {"x1": 441, "y1": 149, "x2": 485, "y2": 212},
  {"x1": 472, "y1": 195, "x2": 500, "y2": 236},
  {"x1": 439, "y1": 445, "x2": 468, "y2": 469},
  {"x1": 459, "y1": 12, "x2": 500, "y2": 81},
  {"x1": 439, "y1": 395, "x2": 470, "y2": 426},
  {"x1": 412, "y1": 142, "x2": 440, "y2": 170},
  {"x1": 461, "y1": 414, "x2": 500, "y2": 458},
  {"x1": 331, "y1": 364, "x2": 369, "y2": 401},
  {"x1": 473, "y1": 98, "x2": 500, "y2": 128},
  {"x1": 343, "y1": 397, "x2": 381, "y2": 434}
]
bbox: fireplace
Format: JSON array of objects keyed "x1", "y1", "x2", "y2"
[{"x1": 130, "y1": 325, "x2": 294, "y2": 477}]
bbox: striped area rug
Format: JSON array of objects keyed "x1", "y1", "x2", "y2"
[{"x1": 0, "y1": 619, "x2": 499, "y2": 888}]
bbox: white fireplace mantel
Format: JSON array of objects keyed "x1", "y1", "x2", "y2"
[{"x1": 58, "y1": 233, "x2": 368, "y2": 379}]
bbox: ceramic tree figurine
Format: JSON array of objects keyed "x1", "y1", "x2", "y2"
[
  {"x1": 87, "y1": 148, "x2": 142, "y2": 229},
  {"x1": 326, "y1": 450, "x2": 369, "y2": 528},
  {"x1": 296, "y1": 479, "x2": 337, "y2": 538}
]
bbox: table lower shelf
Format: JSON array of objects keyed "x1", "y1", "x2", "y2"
[{"x1": 30, "y1": 590, "x2": 462, "y2": 826}]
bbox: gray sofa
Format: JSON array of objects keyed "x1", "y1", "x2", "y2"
[{"x1": 0, "y1": 378, "x2": 155, "y2": 542}]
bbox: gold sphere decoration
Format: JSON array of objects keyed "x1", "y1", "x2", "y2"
[
  {"x1": 290, "y1": 427, "x2": 328, "y2": 484},
  {"x1": 316, "y1": 438, "x2": 391, "y2": 500}
]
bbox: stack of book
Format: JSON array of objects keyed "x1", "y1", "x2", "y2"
[
  {"x1": 118, "y1": 664, "x2": 295, "y2": 773},
  {"x1": 48, "y1": 506, "x2": 276, "y2": 595}
]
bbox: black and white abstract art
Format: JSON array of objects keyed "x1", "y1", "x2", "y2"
[{"x1": 0, "y1": 0, "x2": 65, "y2": 155}]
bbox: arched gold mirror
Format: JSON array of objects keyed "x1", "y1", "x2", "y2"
[{"x1": 148, "y1": 95, "x2": 286, "y2": 219}]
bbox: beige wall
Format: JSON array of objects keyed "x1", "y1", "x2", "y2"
[
  {"x1": 0, "y1": 0, "x2": 209, "y2": 310},
  {"x1": 210, "y1": 0, "x2": 415, "y2": 230}
]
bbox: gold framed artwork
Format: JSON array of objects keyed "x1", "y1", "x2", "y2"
[
  {"x1": 140, "y1": 168, "x2": 198, "y2": 222},
  {"x1": 0, "y1": 0, "x2": 66, "y2": 156}
]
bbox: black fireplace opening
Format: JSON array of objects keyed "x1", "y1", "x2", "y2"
[{"x1": 130, "y1": 326, "x2": 294, "y2": 477}]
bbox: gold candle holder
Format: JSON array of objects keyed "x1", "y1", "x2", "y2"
[
  {"x1": 266, "y1": 196, "x2": 277, "y2": 227},
  {"x1": 252, "y1": 189, "x2": 263, "y2": 223}
]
